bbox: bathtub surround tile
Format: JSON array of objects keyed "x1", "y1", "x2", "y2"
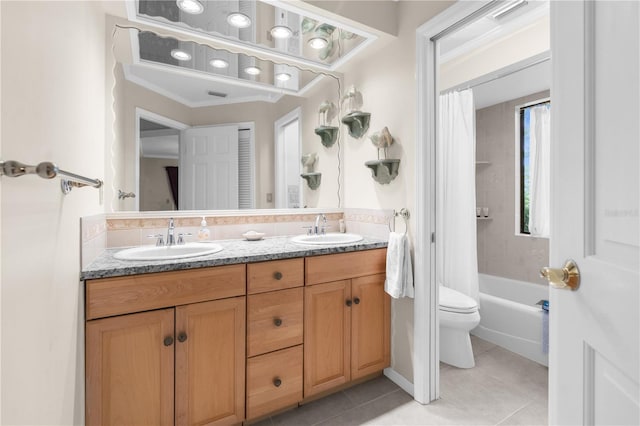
[{"x1": 476, "y1": 92, "x2": 550, "y2": 283}]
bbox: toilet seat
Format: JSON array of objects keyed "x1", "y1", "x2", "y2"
[{"x1": 439, "y1": 286, "x2": 478, "y2": 314}]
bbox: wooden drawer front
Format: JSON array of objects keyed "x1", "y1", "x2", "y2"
[
  {"x1": 86, "y1": 264, "x2": 246, "y2": 320},
  {"x1": 246, "y1": 345, "x2": 303, "y2": 420},
  {"x1": 305, "y1": 249, "x2": 387, "y2": 286},
  {"x1": 247, "y1": 288, "x2": 303, "y2": 357},
  {"x1": 247, "y1": 258, "x2": 304, "y2": 294}
]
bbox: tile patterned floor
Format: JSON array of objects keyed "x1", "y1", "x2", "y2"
[{"x1": 253, "y1": 336, "x2": 548, "y2": 425}]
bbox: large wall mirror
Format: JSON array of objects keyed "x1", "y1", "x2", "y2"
[{"x1": 109, "y1": 0, "x2": 362, "y2": 212}]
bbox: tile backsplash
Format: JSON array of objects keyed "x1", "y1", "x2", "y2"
[{"x1": 81, "y1": 209, "x2": 393, "y2": 269}]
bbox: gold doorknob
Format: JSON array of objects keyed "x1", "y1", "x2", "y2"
[{"x1": 540, "y1": 259, "x2": 580, "y2": 290}]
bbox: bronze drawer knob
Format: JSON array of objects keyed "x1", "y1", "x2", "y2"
[
  {"x1": 273, "y1": 377, "x2": 282, "y2": 387},
  {"x1": 273, "y1": 271, "x2": 283, "y2": 280},
  {"x1": 274, "y1": 318, "x2": 283, "y2": 327}
]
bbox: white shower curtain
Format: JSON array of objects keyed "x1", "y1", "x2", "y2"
[
  {"x1": 438, "y1": 89, "x2": 479, "y2": 303},
  {"x1": 528, "y1": 105, "x2": 551, "y2": 237}
]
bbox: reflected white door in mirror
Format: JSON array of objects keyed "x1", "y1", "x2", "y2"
[{"x1": 136, "y1": 109, "x2": 256, "y2": 211}]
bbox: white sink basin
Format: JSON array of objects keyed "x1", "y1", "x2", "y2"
[
  {"x1": 114, "y1": 242, "x2": 224, "y2": 261},
  {"x1": 290, "y1": 233, "x2": 363, "y2": 246}
]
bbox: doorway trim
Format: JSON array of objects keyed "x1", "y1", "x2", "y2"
[
  {"x1": 414, "y1": 0, "x2": 495, "y2": 404},
  {"x1": 274, "y1": 107, "x2": 303, "y2": 209},
  {"x1": 134, "y1": 108, "x2": 189, "y2": 211}
]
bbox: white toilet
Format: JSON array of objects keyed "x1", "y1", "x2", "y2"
[{"x1": 439, "y1": 285, "x2": 481, "y2": 368}]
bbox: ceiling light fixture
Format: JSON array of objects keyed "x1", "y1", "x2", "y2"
[
  {"x1": 227, "y1": 12, "x2": 252, "y2": 28},
  {"x1": 176, "y1": 0, "x2": 204, "y2": 15},
  {"x1": 490, "y1": 0, "x2": 528, "y2": 19},
  {"x1": 170, "y1": 49, "x2": 192, "y2": 61},
  {"x1": 308, "y1": 37, "x2": 328, "y2": 50},
  {"x1": 210, "y1": 58, "x2": 229, "y2": 69},
  {"x1": 275, "y1": 73, "x2": 292, "y2": 82},
  {"x1": 270, "y1": 25, "x2": 293, "y2": 39},
  {"x1": 244, "y1": 66, "x2": 261, "y2": 76}
]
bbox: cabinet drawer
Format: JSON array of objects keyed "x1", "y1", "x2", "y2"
[
  {"x1": 247, "y1": 288, "x2": 303, "y2": 357},
  {"x1": 246, "y1": 345, "x2": 303, "y2": 420},
  {"x1": 247, "y1": 258, "x2": 304, "y2": 294},
  {"x1": 305, "y1": 249, "x2": 387, "y2": 286},
  {"x1": 86, "y1": 264, "x2": 246, "y2": 320}
]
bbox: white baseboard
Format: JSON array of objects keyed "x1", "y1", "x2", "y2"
[{"x1": 383, "y1": 367, "x2": 414, "y2": 397}]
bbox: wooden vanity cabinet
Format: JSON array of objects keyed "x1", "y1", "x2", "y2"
[
  {"x1": 303, "y1": 249, "x2": 390, "y2": 398},
  {"x1": 246, "y1": 258, "x2": 304, "y2": 420},
  {"x1": 85, "y1": 265, "x2": 246, "y2": 426},
  {"x1": 85, "y1": 248, "x2": 389, "y2": 423}
]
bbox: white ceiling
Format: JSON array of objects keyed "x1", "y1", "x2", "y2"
[{"x1": 124, "y1": 62, "x2": 285, "y2": 108}]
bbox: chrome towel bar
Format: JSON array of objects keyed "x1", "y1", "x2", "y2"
[
  {"x1": 388, "y1": 208, "x2": 410, "y2": 235},
  {"x1": 0, "y1": 160, "x2": 103, "y2": 194}
]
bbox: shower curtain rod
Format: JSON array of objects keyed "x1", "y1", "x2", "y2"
[{"x1": 444, "y1": 53, "x2": 551, "y2": 94}]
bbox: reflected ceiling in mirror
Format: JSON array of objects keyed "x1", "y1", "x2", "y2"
[
  {"x1": 126, "y1": 0, "x2": 376, "y2": 71},
  {"x1": 125, "y1": 30, "x2": 323, "y2": 107}
]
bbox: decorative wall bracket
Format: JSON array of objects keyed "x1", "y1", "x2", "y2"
[
  {"x1": 314, "y1": 126, "x2": 339, "y2": 147},
  {"x1": 301, "y1": 172, "x2": 321, "y2": 190},
  {"x1": 341, "y1": 111, "x2": 371, "y2": 138},
  {"x1": 365, "y1": 159, "x2": 400, "y2": 184}
]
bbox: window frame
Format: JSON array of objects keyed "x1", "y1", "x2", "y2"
[{"x1": 515, "y1": 97, "x2": 551, "y2": 237}]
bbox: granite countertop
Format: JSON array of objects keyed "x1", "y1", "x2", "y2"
[{"x1": 82, "y1": 235, "x2": 388, "y2": 280}]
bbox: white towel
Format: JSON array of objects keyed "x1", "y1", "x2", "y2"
[{"x1": 384, "y1": 232, "x2": 414, "y2": 299}]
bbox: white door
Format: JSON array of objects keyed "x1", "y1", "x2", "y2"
[
  {"x1": 550, "y1": 1, "x2": 639, "y2": 424},
  {"x1": 179, "y1": 125, "x2": 239, "y2": 210},
  {"x1": 274, "y1": 108, "x2": 302, "y2": 209}
]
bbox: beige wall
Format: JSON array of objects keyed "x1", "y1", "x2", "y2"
[
  {"x1": 1, "y1": 1, "x2": 107, "y2": 424},
  {"x1": 339, "y1": 0, "x2": 452, "y2": 384},
  {"x1": 476, "y1": 91, "x2": 550, "y2": 284},
  {"x1": 440, "y1": 15, "x2": 550, "y2": 90}
]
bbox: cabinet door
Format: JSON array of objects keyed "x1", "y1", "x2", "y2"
[
  {"x1": 304, "y1": 280, "x2": 351, "y2": 397},
  {"x1": 86, "y1": 309, "x2": 175, "y2": 426},
  {"x1": 351, "y1": 274, "x2": 391, "y2": 379},
  {"x1": 175, "y1": 297, "x2": 245, "y2": 426}
]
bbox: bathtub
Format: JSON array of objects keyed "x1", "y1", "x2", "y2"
[{"x1": 471, "y1": 273, "x2": 549, "y2": 366}]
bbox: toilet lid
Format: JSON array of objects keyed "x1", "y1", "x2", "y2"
[{"x1": 439, "y1": 286, "x2": 478, "y2": 313}]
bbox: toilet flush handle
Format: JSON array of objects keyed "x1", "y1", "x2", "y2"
[{"x1": 540, "y1": 259, "x2": 580, "y2": 291}]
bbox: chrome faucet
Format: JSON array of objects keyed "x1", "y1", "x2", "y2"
[
  {"x1": 314, "y1": 214, "x2": 327, "y2": 235},
  {"x1": 166, "y1": 218, "x2": 176, "y2": 246}
]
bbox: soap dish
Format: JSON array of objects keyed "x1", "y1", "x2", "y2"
[{"x1": 242, "y1": 231, "x2": 265, "y2": 241}]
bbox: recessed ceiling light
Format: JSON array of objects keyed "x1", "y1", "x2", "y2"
[
  {"x1": 308, "y1": 37, "x2": 328, "y2": 50},
  {"x1": 244, "y1": 66, "x2": 261, "y2": 76},
  {"x1": 210, "y1": 59, "x2": 229, "y2": 69},
  {"x1": 170, "y1": 49, "x2": 191, "y2": 61},
  {"x1": 227, "y1": 12, "x2": 252, "y2": 29},
  {"x1": 270, "y1": 25, "x2": 293, "y2": 39},
  {"x1": 176, "y1": 0, "x2": 204, "y2": 14},
  {"x1": 276, "y1": 72, "x2": 292, "y2": 82}
]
